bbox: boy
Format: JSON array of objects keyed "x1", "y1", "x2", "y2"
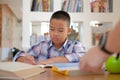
[{"x1": 13, "y1": 10, "x2": 86, "y2": 65}]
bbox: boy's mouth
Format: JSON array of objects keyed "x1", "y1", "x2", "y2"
[{"x1": 53, "y1": 38, "x2": 59, "y2": 41}]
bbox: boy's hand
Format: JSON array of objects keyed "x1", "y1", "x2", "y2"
[
  {"x1": 16, "y1": 55, "x2": 36, "y2": 65},
  {"x1": 36, "y1": 59, "x2": 52, "y2": 65},
  {"x1": 36, "y1": 56, "x2": 69, "y2": 65}
]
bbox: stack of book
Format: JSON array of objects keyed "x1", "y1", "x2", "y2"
[
  {"x1": 61, "y1": 0, "x2": 83, "y2": 12},
  {"x1": 31, "y1": 0, "x2": 53, "y2": 12},
  {"x1": 90, "y1": 0, "x2": 113, "y2": 12}
]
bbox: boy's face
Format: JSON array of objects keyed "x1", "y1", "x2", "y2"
[{"x1": 49, "y1": 19, "x2": 71, "y2": 45}]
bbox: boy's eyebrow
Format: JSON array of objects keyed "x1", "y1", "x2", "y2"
[
  {"x1": 59, "y1": 28, "x2": 64, "y2": 29},
  {"x1": 49, "y1": 25, "x2": 64, "y2": 29},
  {"x1": 49, "y1": 24, "x2": 56, "y2": 27}
]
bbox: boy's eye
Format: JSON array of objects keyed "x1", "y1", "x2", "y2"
[{"x1": 59, "y1": 29, "x2": 64, "y2": 32}]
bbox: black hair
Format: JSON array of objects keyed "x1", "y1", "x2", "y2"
[{"x1": 50, "y1": 10, "x2": 70, "y2": 27}]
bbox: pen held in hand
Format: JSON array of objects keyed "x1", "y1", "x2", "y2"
[{"x1": 36, "y1": 64, "x2": 53, "y2": 68}]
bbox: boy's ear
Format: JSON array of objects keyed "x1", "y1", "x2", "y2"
[{"x1": 67, "y1": 28, "x2": 72, "y2": 35}]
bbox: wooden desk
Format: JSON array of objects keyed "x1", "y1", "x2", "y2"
[{"x1": 27, "y1": 68, "x2": 120, "y2": 80}]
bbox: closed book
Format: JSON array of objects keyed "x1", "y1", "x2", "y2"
[
  {"x1": 0, "y1": 62, "x2": 45, "y2": 80},
  {"x1": 42, "y1": 0, "x2": 48, "y2": 11},
  {"x1": 31, "y1": 0, "x2": 37, "y2": 11}
]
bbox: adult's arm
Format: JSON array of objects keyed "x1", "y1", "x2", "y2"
[{"x1": 106, "y1": 20, "x2": 120, "y2": 53}]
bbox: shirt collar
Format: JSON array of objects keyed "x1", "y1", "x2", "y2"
[{"x1": 48, "y1": 39, "x2": 68, "y2": 49}]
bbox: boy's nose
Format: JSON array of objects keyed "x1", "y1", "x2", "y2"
[{"x1": 53, "y1": 31, "x2": 59, "y2": 35}]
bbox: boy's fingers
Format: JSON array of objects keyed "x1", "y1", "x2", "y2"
[
  {"x1": 25, "y1": 55, "x2": 34, "y2": 61},
  {"x1": 16, "y1": 56, "x2": 25, "y2": 62},
  {"x1": 16, "y1": 56, "x2": 36, "y2": 65},
  {"x1": 26, "y1": 60, "x2": 36, "y2": 65},
  {"x1": 25, "y1": 56, "x2": 35, "y2": 64}
]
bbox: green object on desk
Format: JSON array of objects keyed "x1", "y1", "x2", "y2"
[{"x1": 105, "y1": 54, "x2": 120, "y2": 73}]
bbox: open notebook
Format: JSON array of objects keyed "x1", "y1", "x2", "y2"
[
  {"x1": 52, "y1": 63, "x2": 105, "y2": 76},
  {"x1": 0, "y1": 62, "x2": 46, "y2": 80}
]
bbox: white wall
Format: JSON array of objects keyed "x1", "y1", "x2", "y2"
[
  {"x1": 32, "y1": 25, "x2": 41, "y2": 36},
  {"x1": 23, "y1": 0, "x2": 120, "y2": 50},
  {"x1": 12, "y1": 18, "x2": 22, "y2": 49}
]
